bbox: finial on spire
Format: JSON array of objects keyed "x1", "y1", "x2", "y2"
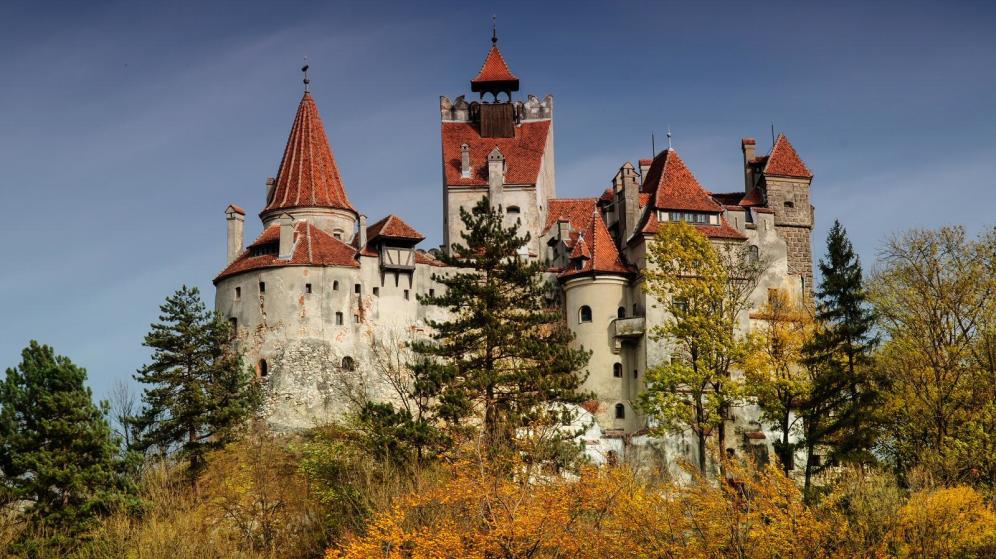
[
  {"x1": 491, "y1": 15, "x2": 497, "y2": 45},
  {"x1": 667, "y1": 126, "x2": 672, "y2": 150},
  {"x1": 301, "y1": 57, "x2": 310, "y2": 93}
]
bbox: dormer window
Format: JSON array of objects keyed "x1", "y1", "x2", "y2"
[{"x1": 667, "y1": 211, "x2": 715, "y2": 225}]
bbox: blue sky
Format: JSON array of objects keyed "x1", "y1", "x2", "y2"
[{"x1": 2, "y1": 0, "x2": 994, "y2": 399}]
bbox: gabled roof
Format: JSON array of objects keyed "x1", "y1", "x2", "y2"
[
  {"x1": 263, "y1": 93, "x2": 355, "y2": 215},
  {"x1": 366, "y1": 214, "x2": 425, "y2": 242},
  {"x1": 441, "y1": 120, "x2": 550, "y2": 186},
  {"x1": 215, "y1": 221, "x2": 359, "y2": 282},
  {"x1": 470, "y1": 45, "x2": 519, "y2": 91},
  {"x1": 560, "y1": 210, "x2": 632, "y2": 279},
  {"x1": 641, "y1": 149, "x2": 724, "y2": 213},
  {"x1": 544, "y1": 198, "x2": 599, "y2": 235},
  {"x1": 764, "y1": 134, "x2": 813, "y2": 179}
]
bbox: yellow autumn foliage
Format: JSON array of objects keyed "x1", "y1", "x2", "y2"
[{"x1": 328, "y1": 456, "x2": 838, "y2": 559}]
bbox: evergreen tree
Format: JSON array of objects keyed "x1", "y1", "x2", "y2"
[
  {"x1": 133, "y1": 286, "x2": 259, "y2": 482},
  {"x1": 801, "y1": 220, "x2": 882, "y2": 492},
  {"x1": 409, "y1": 197, "x2": 590, "y2": 457},
  {"x1": 0, "y1": 342, "x2": 134, "y2": 545}
]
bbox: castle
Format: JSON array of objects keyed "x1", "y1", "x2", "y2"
[{"x1": 214, "y1": 36, "x2": 815, "y2": 465}]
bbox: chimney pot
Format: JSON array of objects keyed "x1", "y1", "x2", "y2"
[{"x1": 742, "y1": 138, "x2": 757, "y2": 193}]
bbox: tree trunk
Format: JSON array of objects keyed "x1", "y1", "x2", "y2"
[
  {"x1": 804, "y1": 443, "x2": 815, "y2": 499},
  {"x1": 781, "y1": 412, "x2": 792, "y2": 474},
  {"x1": 697, "y1": 430, "x2": 707, "y2": 474}
]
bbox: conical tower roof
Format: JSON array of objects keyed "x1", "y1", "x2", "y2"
[{"x1": 263, "y1": 93, "x2": 355, "y2": 214}]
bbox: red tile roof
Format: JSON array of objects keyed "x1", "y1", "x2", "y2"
[
  {"x1": 471, "y1": 45, "x2": 519, "y2": 85},
  {"x1": 366, "y1": 214, "x2": 425, "y2": 242},
  {"x1": 214, "y1": 221, "x2": 359, "y2": 282},
  {"x1": 415, "y1": 250, "x2": 447, "y2": 267},
  {"x1": 545, "y1": 198, "x2": 598, "y2": 234},
  {"x1": 226, "y1": 204, "x2": 245, "y2": 216},
  {"x1": 764, "y1": 134, "x2": 813, "y2": 178},
  {"x1": 263, "y1": 93, "x2": 355, "y2": 215},
  {"x1": 441, "y1": 121, "x2": 550, "y2": 186},
  {"x1": 641, "y1": 149, "x2": 724, "y2": 213},
  {"x1": 561, "y1": 210, "x2": 632, "y2": 278},
  {"x1": 638, "y1": 159, "x2": 653, "y2": 166}
]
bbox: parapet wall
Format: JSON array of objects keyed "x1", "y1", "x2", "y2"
[{"x1": 440, "y1": 94, "x2": 553, "y2": 123}]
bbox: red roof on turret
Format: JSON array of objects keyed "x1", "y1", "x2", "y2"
[
  {"x1": 561, "y1": 210, "x2": 632, "y2": 279},
  {"x1": 764, "y1": 134, "x2": 813, "y2": 178},
  {"x1": 471, "y1": 45, "x2": 519, "y2": 87},
  {"x1": 215, "y1": 221, "x2": 359, "y2": 282},
  {"x1": 641, "y1": 149, "x2": 724, "y2": 213},
  {"x1": 263, "y1": 93, "x2": 355, "y2": 215}
]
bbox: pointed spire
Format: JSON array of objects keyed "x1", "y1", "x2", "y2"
[
  {"x1": 764, "y1": 133, "x2": 813, "y2": 178},
  {"x1": 263, "y1": 92, "x2": 355, "y2": 214},
  {"x1": 471, "y1": 21, "x2": 519, "y2": 98}
]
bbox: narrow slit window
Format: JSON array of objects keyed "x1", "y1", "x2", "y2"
[
  {"x1": 354, "y1": 284, "x2": 361, "y2": 294},
  {"x1": 335, "y1": 312, "x2": 343, "y2": 325},
  {"x1": 259, "y1": 281, "x2": 265, "y2": 294},
  {"x1": 258, "y1": 359, "x2": 268, "y2": 378},
  {"x1": 235, "y1": 286, "x2": 241, "y2": 300},
  {"x1": 404, "y1": 289, "x2": 410, "y2": 300},
  {"x1": 305, "y1": 283, "x2": 312, "y2": 294},
  {"x1": 333, "y1": 280, "x2": 339, "y2": 291}
]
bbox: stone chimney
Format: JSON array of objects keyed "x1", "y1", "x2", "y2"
[
  {"x1": 556, "y1": 219, "x2": 572, "y2": 267},
  {"x1": 358, "y1": 214, "x2": 367, "y2": 250},
  {"x1": 278, "y1": 213, "x2": 294, "y2": 259},
  {"x1": 225, "y1": 204, "x2": 245, "y2": 264},
  {"x1": 460, "y1": 144, "x2": 471, "y2": 178},
  {"x1": 265, "y1": 177, "x2": 276, "y2": 205},
  {"x1": 618, "y1": 162, "x2": 639, "y2": 249},
  {"x1": 741, "y1": 138, "x2": 756, "y2": 193},
  {"x1": 487, "y1": 147, "x2": 505, "y2": 210},
  {"x1": 639, "y1": 159, "x2": 652, "y2": 181}
]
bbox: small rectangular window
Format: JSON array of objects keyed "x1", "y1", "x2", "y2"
[
  {"x1": 354, "y1": 284, "x2": 361, "y2": 294},
  {"x1": 353, "y1": 314, "x2": 360, "y2": 323},
  {"x1": 259, "y1": 282, "x2": 265, "y2": 294},
  {"x1": 335, "y1": 312, "x2": 343, "y2": 325},
  {"x1": 235, "y1": 286, "x2": 241, "y2": 300},
  {"x1": 429, "y1": 288, "x2": 435, "y2": 297},
  {"x1": 404, "y1": 289, "x2": 410, "y2": 300},
  {"x1": 333, "y1": 280, "x2": 339, "y2": 291},
  {"x1": 228, "y1": 317, "x2": 238, "y2": 337},
  {"x1": 373, "y1": 287, "x2": 380, "y2": 296},
  {"x1": 305, "y1": 283, "x2": 312, "y2": 294}
]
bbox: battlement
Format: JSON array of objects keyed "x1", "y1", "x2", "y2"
[{"x1": 439, "y1": 94, "x2": 553, "y2": 123}]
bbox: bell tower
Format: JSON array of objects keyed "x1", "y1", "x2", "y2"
[{"x1": 438, "y1": 28, "x2": 556, "y2": 256}]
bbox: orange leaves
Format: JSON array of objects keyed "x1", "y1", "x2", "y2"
[{"x1": 328, "y1": 457, "x2": 840, "y2": 559}]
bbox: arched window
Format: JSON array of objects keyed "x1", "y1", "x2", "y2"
[
  {"x1": 613, "y1": 363, "x2": 623, "y2": 378},
  {"x1": 578, "y1": 305, "x2": 593, "y2": 323},
  {"x1": 617, "y1": 306, "x2": 626, "y2": 319},
  {"x1": 507, "y1": 205, "x2": 520, "y2": 214},
  {"x1": 258, "y1": 359, "x2": 268, "y2": 378},
  {"x1": 341, "y1": 356, "x2": 355, "y2": 372},
  {"x1": 615, "y1": 403, "x2": 625, "y2": 419}
]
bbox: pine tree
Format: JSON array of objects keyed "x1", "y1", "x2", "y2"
[
  {"x1": 0, "y1": 342, "x2": 134, "y2": 545},
  {"x1": 801, "y1": 220, "x2": 882, "y2": 492},
  {"x1": 409, "y1": 197, "x2": 590, "y2": 457},
  {"x1": 133, "y1": 286, "x2": 259, "y2": 482}
]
